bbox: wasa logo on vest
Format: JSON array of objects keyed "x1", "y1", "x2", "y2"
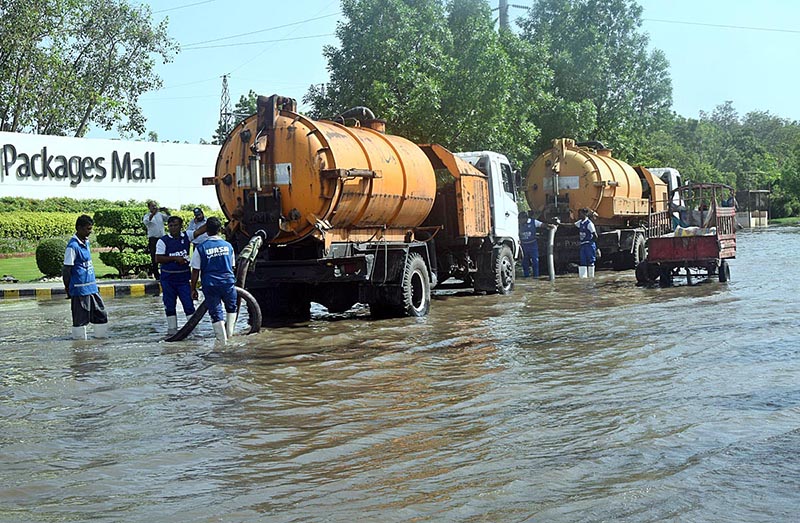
[{"x1": 1, "y1": 144, "x2": 156, "y2": 187}]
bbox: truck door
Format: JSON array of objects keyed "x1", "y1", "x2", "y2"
[{"x1": 491, "y1": 158, "x2": 519, "y2": 239}]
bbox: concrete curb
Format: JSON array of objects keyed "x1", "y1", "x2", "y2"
[{"x1": 0, "y1": 280, "x2": 162, "y2": 301}]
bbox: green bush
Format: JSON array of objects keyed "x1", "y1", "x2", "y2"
[
  {"x1": 35, "y1": 237, "x2": 68, "y2": 277},
  {"x1": 99, "y1": 251, "x2": 151, "y2": 277},
  {"x1": 95, "y1": 232, "x2": 149, "y2": 251},
  {"x1": 93, "y1": 207, "x2": 150, "y2": 233},
  {"x1": 0, "y1": 212, "x2": 81, "y2": 240}
]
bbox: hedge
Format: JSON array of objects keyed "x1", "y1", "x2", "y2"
[
  {"x1": 95, "y1": 232, "x2": 149, "y2": 251},
  {"x1": 0, "y1": 212, "x2": 82, "y2": 240},
  {"x1": 0, "y1": 196, "x2": 148, "y2": 213},
  {"x1": 99, "y1": 251, "x2": 152, "y2": 276}
]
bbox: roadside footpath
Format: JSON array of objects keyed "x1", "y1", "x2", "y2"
[{"x1": 0, "y1": 279, "x2": 161, "y2": 300}]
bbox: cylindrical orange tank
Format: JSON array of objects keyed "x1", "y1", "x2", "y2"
[
  {"x1": 525, "y1": 138, "x2": 656, "y2": 223},
  {"x1": 215, "y1": 98, "x2": 436, "y2": 244}
]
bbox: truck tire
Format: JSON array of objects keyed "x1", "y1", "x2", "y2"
[
  {"x1": 482, "y1": 245, "x2": 514, "y2": 295},
  {"x1": 633, "y1": 233, "x2": 647, "y2": 266},
  {"x1": 401, "y1": 253, "x2": 431, "y2": 317},
  {"x1": 719, "y1": 259, "x2": 730, "y2": 282},
  {"x1": 252, "y1": 285, "x2": 311, "y2": 325}
]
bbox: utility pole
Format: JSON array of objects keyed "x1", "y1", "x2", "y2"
[
  {"x1": 219, "y1": 74, "x2": 232, "y2": 135},
  {"x1": 493, "y1": 1, "x2": 527, "y2": 31},
  {"x1": 499, "y1": 0, "x2": 509, "y2": 30}
]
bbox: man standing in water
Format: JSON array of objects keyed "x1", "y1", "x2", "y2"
[
  {"x1": 519, "y1": 211, "x2": 554, "y2": 279},
  {"x1": 63, "y1": 215, "x2": 109, "y2": 340},
  {"x1": 575, "y1": 208, "x2": 598, "y2": 278},
  {"x1": 156, "y1": 216, "x2": 196, "y2": 336},
  {"x1": 190, "y1": 217, "x2": 237, "y2": 343}
]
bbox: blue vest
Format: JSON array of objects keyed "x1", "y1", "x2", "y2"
[
  {"x1": 578, "y1": 219, "x2": 594, "y2": 244},
  {"x1": 519, "y1": 219, "x2": 538, "y2": 244},
  {"x1": 160, "y1": 232, "x2": 191, "y2": 281},
  {"x1": 197, "y1": 237, "x2": 235, "y2": 288},
  {"x1": 66, "y1": 236, "x2": 98, "y2": 296}
]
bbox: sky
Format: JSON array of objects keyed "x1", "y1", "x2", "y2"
[{"x1": 91, "y1": 0, "x2": 800, "y2": 144}]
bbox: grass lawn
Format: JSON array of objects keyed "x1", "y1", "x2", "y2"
[
  {"x1": 0, "y1": 254, "x2": 119, "y2": 283},
  {"x1": 769, "y1": 217, "x2": 800, "y2": 226}
]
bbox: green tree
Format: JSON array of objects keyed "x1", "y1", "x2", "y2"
[
  {"x1": 305, "y1": 0, "x2": 548, "y2": 168},
  {"x1": 518, "y1": 0, "x2": 672, "y2": 159},
  {"x1": 0, "y1": 0, "x2": 177, "y2": 137}
]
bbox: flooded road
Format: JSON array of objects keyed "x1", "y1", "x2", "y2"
[{"x1": 2, "y1": 227, "x2": 799, "y2": 522}]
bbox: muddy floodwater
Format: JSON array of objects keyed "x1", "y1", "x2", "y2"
[{"x1": 1, "y1": 227, "x2": 799, "y2": 522}]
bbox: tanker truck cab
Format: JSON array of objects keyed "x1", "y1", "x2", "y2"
[{"x1": 455, "y1": 151, "x2": 521, "y2": 250}]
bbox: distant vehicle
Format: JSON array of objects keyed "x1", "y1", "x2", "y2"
[
  {"x1": 525, "y1": 139, "x2": 682, "y2": 271},
  {"x1": 636, "y1": 183, "x2": 737, "y2": 286}
]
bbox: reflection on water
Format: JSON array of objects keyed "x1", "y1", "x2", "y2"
[{"x1": 1, "y1": 228, "x2": 800, "y2": 522}]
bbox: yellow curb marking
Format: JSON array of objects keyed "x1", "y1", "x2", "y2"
[
  {"x1": 35, "y1": 289, "x2": 52, "y2": 300},
  {"x1": 129, "y1": 284, "x2": 145, "y2": 297},
  {"x1": 3, "y1": 289, "x2": 19, "y2": 299},
  {"x1": 99, "y1": 286, "x2": 115, "y2": 298}
]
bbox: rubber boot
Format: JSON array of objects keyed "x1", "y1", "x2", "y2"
[
  {"x1": 225, "y1": 312, "x2": 237, "y2": 338},
  {"x1": 72, "y1": 325, "x2": 87, "y2": 340},
  {"x1": 578, "y1": 266, "x2": 588, "y2": 278},
  {"x1": 167, "y1": 315, "x2": 178, "y2": 336},
  {"x1": 93, "y1": 323, "x2": 109, "y2": 339},
  {"x1": 212, "y1": 320, "x2": 228, "y2": 343},
  {"x1": 588, "y1": 266, "x2": 595, "y2": 278}
]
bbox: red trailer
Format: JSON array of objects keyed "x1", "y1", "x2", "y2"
[{"x1": 636, "y1": 183, "x2": 737, "y2": 286}]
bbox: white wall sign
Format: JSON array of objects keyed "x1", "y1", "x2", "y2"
[{"x1": 0, "y1": 131, "x2": 222, "y2": 209}]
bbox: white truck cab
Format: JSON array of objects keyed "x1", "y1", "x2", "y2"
[{"x1": 455, "y1": 151, "x2": 520, "y2": 255}]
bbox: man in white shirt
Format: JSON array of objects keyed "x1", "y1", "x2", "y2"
[
  {"x1": 143, "y1": 200, "x2": 169, "y2": 280},
  {"x1": 186, "y1": 207, "x2": 208, "y2": 245}
]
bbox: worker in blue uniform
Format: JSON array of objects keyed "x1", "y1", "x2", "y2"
[
  {"x1": 156, "y1": 216, "x2": 196, "y2": 336},
  {"x1": 190, "y1": 217, "x2": 237, "y2": 343},
  {"x1": 519, "y1": 211, "x2": 553, "y2": 278},
  {"x1": 575, "y1": 208, "x2": 599, "y2": 278},
  {"x1": 62, "y1": 214, "x2": 109, "y2": 340}
]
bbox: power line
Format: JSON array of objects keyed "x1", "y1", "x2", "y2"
[
  {"x1": 182, "y1": 12, "x2": 341, "y2": 47},
  {"x1": 183, "y1": 34, "x2": 336, "y2": 50},
  {"x1": 643, "y1": 18, "x2": 800, "y2": 35},
  {"x1": 153, "y1": 0, "x2": 218, "y2": 14}
]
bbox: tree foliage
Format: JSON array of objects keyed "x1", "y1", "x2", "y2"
[
  {"x1": 518, "y1": 0, "x2": 672, "y2": 159},
  {"x1": 0, "y1": 0, "x2": 177, "y2": 137}
]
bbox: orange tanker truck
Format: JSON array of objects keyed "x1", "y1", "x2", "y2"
[
  {"x1": 208, "y1": 94, "x2": 522, "y2": 322},
  {"x1": 525, "y1": 138, "x2": 682, "y2": 271}
]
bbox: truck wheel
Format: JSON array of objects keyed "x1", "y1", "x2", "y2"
[
  {"x1": 633, "y1": 233, "x2": 647, "y2": 266},
  {"x1": 635, "y1": 261, "x2": 655, "y2": 286},
  {"x1": 493, "y1": 245, "x2": 515, "y2": 295},
  {"x1": 719, "y1": 259, "x2": 730, "y2": 282},
  {"x1": 252, "y1": 286, "x2": 311, "y2": 325},
  {"x1": 401, "y1": 253, "x2": 431, "y2": 317}
]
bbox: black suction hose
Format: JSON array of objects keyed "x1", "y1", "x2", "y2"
[{"x1": 165, "y1": 232, "x2": 265, "y2": 342}]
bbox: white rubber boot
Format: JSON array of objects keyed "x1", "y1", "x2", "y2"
[
  {"x1": 588, "y1": 266, "x2": 595, "y2": 278},
  {"x1": 578, "y1": 266, "x2": 588, "y2": 278},
  {"x1": 72, "y1": 325, "x2": 87, "y2": 340},
  {"x1": 93, "y1": 323, "x2": 109, "y2": 339},
  {"x1": 225, "y1": 312, "x2": 237, "y2": 338},
  {"x1": 167, "y1": 315, "x2": 178, "y2": 336},
  {"x1": 212, "y1": 320, "x2": 228, "y2": 343}
]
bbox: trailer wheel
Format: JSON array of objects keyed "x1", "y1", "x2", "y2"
[
  {"x1": 401, "y1": 253, "x2": 431, "y2": 317},
  {"x1": 719, "y1": 259, "x2": 730, "y2": 283},
  {"x1": 493, "y1": 245, "x2": 515, "y2": 295},
  {"x1": 659, "y1": 267, "x2": 673, "y2": 287},
  {"x1": 635, "y1": 261, "x2": 656, "y2": 286}
]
